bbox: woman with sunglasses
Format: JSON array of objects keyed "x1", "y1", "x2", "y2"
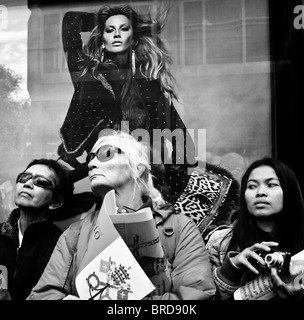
[
  {"x1": 28, "y1": 131, "x2": 215, "y2": 300},
  {"x1": 57, "y1": 4, "x2": 196, "y2": 197},
  {"x1": 0, "y1": 159, "x2": 74, "y2": 300}
]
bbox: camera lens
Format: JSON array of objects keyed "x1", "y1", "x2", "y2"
[{"x1": 265, "y1": 252, "x2": 284, "y2": 268}]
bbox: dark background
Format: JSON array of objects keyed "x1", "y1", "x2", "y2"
[{"x1": 269, "y1": 0, "x2": 304, "y2": 194}]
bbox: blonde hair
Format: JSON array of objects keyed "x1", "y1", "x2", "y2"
[
  {"x1": 81, "y1": 4, "x2": 178, "y2": 104},
  {"x1": 91, "y1": 130, "x2": 166, "y2": 210}
]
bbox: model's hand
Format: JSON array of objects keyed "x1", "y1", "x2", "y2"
[{"x1": 231, "y1": 241, "x2": 279, "y2": 274}]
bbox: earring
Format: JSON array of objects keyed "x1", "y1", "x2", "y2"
[
  {"x1": 132, "y1": 49, "x2": 136, "y2": 77},
  {"x1": 101, "y1": 43, "x2": 105, "y2": 63}
]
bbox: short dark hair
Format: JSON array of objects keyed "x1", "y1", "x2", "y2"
[{"x1": 23, "y1": 158, "x2": 74, "y2": 203}]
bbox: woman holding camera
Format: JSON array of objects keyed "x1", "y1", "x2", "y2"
[{"x1": 206, "y1": 157, "x2": 304, "y2": 300}]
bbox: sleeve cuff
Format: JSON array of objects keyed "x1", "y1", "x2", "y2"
[{"x1": 216, "y1": 251, "x2": 245, "y2": 285}]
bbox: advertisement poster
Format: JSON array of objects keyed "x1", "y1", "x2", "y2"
[{"x1": 1, "y1": 0, "x2": 292, "y2": 225}]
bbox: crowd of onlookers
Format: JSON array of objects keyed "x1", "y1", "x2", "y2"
[{"x1": 1, "y1": 131, "x2": 304, "y2": 300}]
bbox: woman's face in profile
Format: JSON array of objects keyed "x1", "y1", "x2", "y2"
[
  {"x1": 15, "y1": 164, "x2": 58, "y2": 210},
  {"x1": 102, "y1": 14, "x2": 133, "y2": 53},
  {"x1": 88, "y1": 144, "x2": 133, "y2": 196}
]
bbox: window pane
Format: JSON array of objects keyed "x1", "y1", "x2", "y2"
[
  {"x1": 184, "y1": 2, "x2": 203, "y2": 65},
  {"x1": 43, "y1": 13, "x2": 60, "y2": 73},
  {"x1": 206, "y1": 0, "x2": 243, "y2": 64},
  {"x1": 0, "y1": 0, "x2": 273, "y2": 222},
  {"x1": 245, "y1": 0, "x2": 270, "y2": 62}
]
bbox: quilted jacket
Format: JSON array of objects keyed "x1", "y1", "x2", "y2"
[
  {"x1": 27, "y1": 202, "x2": 215, "y2": 300},
  {"x1": 0, "y1": 209, "x2": 62, "y2": 300}
]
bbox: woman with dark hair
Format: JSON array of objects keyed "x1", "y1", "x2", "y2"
[
  {"x1": 58, "y1": 4, "x2": 196, "y2": 196},
  {"x1": 206, "y1": 157, "x2": 304, "y2": 300},
  {"x1": 0, "y1": 158, "x2": 74, "y2": 300}
]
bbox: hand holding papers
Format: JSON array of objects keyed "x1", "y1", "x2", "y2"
[{"x1": 75, "y1": 190, "x2": 155, "y2": 300}]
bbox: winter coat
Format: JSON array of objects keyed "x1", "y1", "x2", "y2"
[
  {"x1": 0, "y1": 208, "x2": 62, "y2": 300},
  {"x1": 207, "y1": 224, "x2": 304, "y2": 301},
  {"x1": 205, "y1": 225, "x2": 242, "y2": 299},
  {"x1": 206, "y1": 225, "x2": 268, "y2": 300},
  {"x1": 27, "y1": 202, "x2": 216, "y2": 300}
]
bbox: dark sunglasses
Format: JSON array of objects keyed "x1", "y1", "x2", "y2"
[
  {"x1": 86, "y1": 145, "x2": 123, "y2": 165},
  {"x1": 16, "y1": 172, "x2": 55, "y2": 191}
]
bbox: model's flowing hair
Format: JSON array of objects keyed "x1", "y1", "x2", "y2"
[
  {"x1": 80, "y1": 4, "x2": 178, "y2": 104},
  {"x1": 224, "y1": 157, "x2": 304, "y2": 256}
]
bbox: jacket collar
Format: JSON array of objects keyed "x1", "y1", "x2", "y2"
[
  {"x1": 150, "y1": 201, "x2": 175, "y2": 226},
  {"x1": 115, "y1": 197, "x2": 175, "y2": 226},
  {"x1": 0, "y1": 208, "x2": 20, "y2": 246},
  {"x1": 0, "y1": 208, "x2": 53, "y2": 247}
]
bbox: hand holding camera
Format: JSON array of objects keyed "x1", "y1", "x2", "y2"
[
  {"x1": 230, "y1": 241, "x2": 279, "y2": 274},
  {"x1": 233, "y1": 246, "x2": 303, "y2": 300},
  {"x1": 258, "y1": 250, "x2": 291, "y2": 275}
]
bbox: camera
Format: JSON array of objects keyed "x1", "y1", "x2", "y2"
[{"x1": 259, "y1": 250, "x2": 291, "y2": 274}]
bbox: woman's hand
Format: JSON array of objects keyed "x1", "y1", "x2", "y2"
[
  {"x1": 231, "y1": 241, "x2": 279, "y2": 274},
  {"x1": 270, "y1": 267, "x2": 304, "y2": 299}
]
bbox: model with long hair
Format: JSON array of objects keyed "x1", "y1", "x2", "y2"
[{"x1": 58, "y1": 4, "x2": 196, "y2": 196}]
